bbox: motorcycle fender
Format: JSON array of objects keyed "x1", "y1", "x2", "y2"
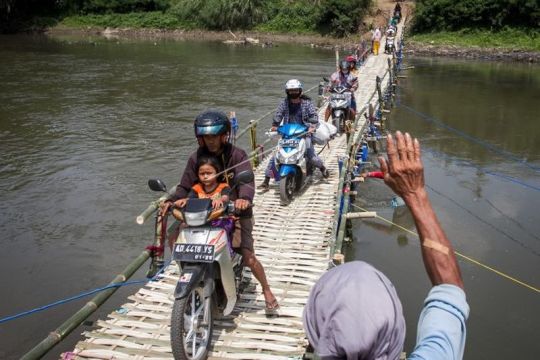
[
  {"x1": 279, "y1": 164, "x2": 297, "y2": 178},
  {"x1": 214, "y1": 251, "x2": 237, "y2": 316},
  {"x1": 333, "y1": 110, "x2": 344, "y2": 119},
  {"x1": 174, "y1": 264, "x2": 207, "y2": 300}
]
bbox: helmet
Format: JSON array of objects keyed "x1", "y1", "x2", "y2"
[
  {"x1": 285, "y1": 79, "x2": 303, "y2": 91},
  {"x1": 346, "y1": 55, "x2": 356, "y2": 63},
  {"x1": 194, "y1": 110, "x2": 230, "y2": 137},
  {"x1": 339, "y1": 60, "x2": 350, "y2": 74}
]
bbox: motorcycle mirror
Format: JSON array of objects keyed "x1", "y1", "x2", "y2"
[
  {"x1": 148, "y1": 178, "x2": 167, "y2": 192},
  {"x1": 322, "y1": 76, "x2": 329, "y2": 82},
  {"x1": 234, "y1": 171, "x2": 254, "y2": 186}
]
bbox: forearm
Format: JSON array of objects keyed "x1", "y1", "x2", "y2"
[{"x1": 405, "y1": 190, "x2": 464, "y2": 289}]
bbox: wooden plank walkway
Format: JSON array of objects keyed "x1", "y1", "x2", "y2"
[{"x1": 64, "y1": 29, "x2": 401, "y2": 360}]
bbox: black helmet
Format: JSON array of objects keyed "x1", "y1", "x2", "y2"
[
  {"x1": 194, "y1": 110, "x2": 231, "y2": 137},
  {"x1": 339, "y1": 60, "x2": 350, "y2": 73}
]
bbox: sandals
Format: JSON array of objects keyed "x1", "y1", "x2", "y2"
[{"x1": 265, "y1": 299, "x2": 280, "y2": 311}]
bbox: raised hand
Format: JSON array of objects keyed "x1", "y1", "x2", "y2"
[{"x1": 378, "y1": 131, "x2": 424, "y2": 201}]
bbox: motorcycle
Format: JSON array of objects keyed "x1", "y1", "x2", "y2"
[
  {"x1": 385, "y1": 35, "x2": 396, "y2": 54},
  {"x1": 267, "y1": 123, "x2": 311, "y2": 205},
  {"x1": 147, "y1": 171, "x2": 254, "y2": 360},
  {"x1": 328, "y1": 84, "x2": 353, "y2": 135},
  {"x1": 393, "y1": 9, "x2": 401, "y2": 24}
]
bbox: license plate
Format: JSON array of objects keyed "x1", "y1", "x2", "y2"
[
  {"x1": 332, "y1": 94, "x2": 347, "y2": 99},
  {"x1": 173, "y1": 244, "x2": 215, "y2": 262},
  {"x1": 280, "y1": 139, "x2": 299, "y2": 147}
]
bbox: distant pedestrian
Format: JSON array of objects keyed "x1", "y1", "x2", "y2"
[{"x1": 372, "y1": 27, "x2": 382, "y2": 55}]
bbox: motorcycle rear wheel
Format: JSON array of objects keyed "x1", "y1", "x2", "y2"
[
  {"x1": 279, "y1": 173, "x2": 295, "y2": 205},
  {"x1": 171, "y1": 284, "x2": 213, "y2": 360}
]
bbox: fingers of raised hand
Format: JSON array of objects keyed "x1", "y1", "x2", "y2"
[
  {"x1": 404, "y1": 132, "x2": 415, "y2": 161},
  {"x1": 395, "y1": 131, "x2": 408, "y2": 161},
  {"x1": 413, "y1": 137, "x2": 421, "y2": 162},
  {"x1": 386, "y1": 133, "x2": 398, "y2": 165}
]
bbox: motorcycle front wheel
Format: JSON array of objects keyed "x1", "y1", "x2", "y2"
[
  {"x1": 333, "y1": 114, "x2": 344, "y2": 135},
  {"x1": 171, "y1": 284, "x2": 213, "y2": 360},
  {"x1": 279, "y1": 173, "x2": 295, "y2": 205}
]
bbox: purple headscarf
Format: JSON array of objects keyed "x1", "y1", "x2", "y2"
[{"x1": 303, "y1": 261, "x2": 406, "y2": 360}]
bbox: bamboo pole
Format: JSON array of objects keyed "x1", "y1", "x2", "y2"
[
  {"x1": 345, "y1": 211, "x2": 377, "y2": 219},
  {"x1": 21, "y1": 250, "x2": 151, "y2": 360},
  {"x1": 249, "y1": 120, "x2": 259, "y2": 167}
]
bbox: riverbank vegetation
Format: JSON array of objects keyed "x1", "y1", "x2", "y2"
[
  {"x1": 411, "y1": 0, "x2": 539, "y2": 51},
  {"x1": 410, "y1": 29, "x2": 540, "y2": 52},
  {"x1": 0, "y1": 0, "x2": 372, "y2": 37}
]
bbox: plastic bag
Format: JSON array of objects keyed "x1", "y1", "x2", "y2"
[{"x1": 313, "y1": 121, "x2": 337, "y2": 145}]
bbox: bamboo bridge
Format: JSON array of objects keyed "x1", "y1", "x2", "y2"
[{"x1": 55, "y1": 25, "x2": 405, "y2": 360}]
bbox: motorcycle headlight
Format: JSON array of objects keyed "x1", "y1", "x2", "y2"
[{"x1": 286, "y1": 151, "x2": 303, "y2": 164}]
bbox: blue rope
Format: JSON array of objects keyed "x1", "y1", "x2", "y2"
[
  {"x1": 0, "y1": 259, "x2": 172, "y2": 325},
  {"x1": 399, "y1": 103, "x2": 540, "y2": 173}
]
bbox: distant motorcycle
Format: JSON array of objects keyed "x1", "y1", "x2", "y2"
[
  {"x1": 147, "y1": 171, "x2": 254, "y2": 360},
  {"x1": 393, "y1": 10, "x2": 401, "y2": 23},
  {"x1": 328, "y1": 84, "x2": 353, "y2": 135},
  {"x1": 267, "y1": 123, "x2": 311, "y2": 205},
  {"x1": 385, "y1": 36, "x2": 395, "y2": 54}
]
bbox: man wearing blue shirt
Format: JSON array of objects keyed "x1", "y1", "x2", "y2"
[{"x1": 303, "y1": 131, "x2": 469, "y2": 360}]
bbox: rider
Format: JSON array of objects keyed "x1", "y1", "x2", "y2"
[
  {"x1": 394, "y1": 2, "x2": 402, "y2": 22},
  {"x1": 372, "y1": 27, "x2": 382, "y2": 55},
  {"x1": 346, "y1": 55, "x2": 359, "y2": 76},
  {"x1": 324, "y1": 60, "x2": 358, "y2": 123},
  {"x1": 164, "y1": 110, "x2": 279, "y2": 311},
  {"x1": 259, "y1": 79, "x2": 330, "y2": 190}
]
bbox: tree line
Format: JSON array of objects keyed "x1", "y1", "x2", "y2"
[
  {"x1": 0, "y1": 0, "x2": 372, "y2": 37},
  {"x1": 413, "y1": 0, "x2": 539, "y2": 33}
]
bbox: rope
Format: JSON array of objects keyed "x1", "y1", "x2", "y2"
[
  {"x1": 0, "y1": 259, "x2": 172, "y2": 324},
  {"x1": 348, "y1": 202, "x2": 540, "y2": 294},
  {"x1": 418, "y1": 147, "x2": 540, "y2": 193},
  {"x1": 386, "y1": 97, "x2": 540, "y2": 194},
  {"x1": 399, "y1": 103, "x2": 540, "y2": 173}
]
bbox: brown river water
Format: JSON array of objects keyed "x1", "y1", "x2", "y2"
[{"x1": 0, "y1": 34, "x2": 539, "y2": 359}]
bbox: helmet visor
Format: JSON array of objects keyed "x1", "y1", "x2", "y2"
[{"x1": 195, "y1": 124, "x2": 226, "y2": 136}]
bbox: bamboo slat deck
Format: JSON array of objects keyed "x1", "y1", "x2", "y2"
[{"x1": 63, "y1": 31, "x2": 400, "y2": 360}]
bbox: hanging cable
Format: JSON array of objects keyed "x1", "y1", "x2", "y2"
[
  {"x1": 0, "y1": 259, "x2": 172, "y2": 325},
  {"x1": 398, "y1": 103, "x2": 540, "y2": 173},
  {"x1": 349, "y1": 202, "x2": 539, "y2": 294}
]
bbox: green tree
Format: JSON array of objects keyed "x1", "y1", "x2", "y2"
[
  {"x1": 413, "y1": 0, "x2": 540, "y2": 33},
  {"x1": 171, "y1": 0, "x2": 265, "y2": 29},
  {"x1": 316, "y1": 0, "x2": 371, "y2": 37}
]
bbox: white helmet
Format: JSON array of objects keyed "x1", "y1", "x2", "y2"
[{"x1": 285, "y1": 79, "x2": 303, "y2": 91}]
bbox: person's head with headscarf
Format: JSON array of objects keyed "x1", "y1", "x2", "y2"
[{"x1": 303, "y1": 261, "x2": 406, "y2": 359}]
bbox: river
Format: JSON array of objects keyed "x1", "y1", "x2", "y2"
[{"x1": 0, "y1": 34, "x2": 538, "y2": 359}]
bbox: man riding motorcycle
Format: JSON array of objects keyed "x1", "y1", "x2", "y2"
[
  {"x1": 163, "y1": 110, "x2": 279, "y2": 311},
  {"x1": 259, "y1": 79, "x2": 330, "y2": 190},
  {"x1": 324, "y1": 60, "x2": 359, "y2": 123}
]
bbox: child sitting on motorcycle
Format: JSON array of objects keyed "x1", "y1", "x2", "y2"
[{"x1": 173, "y1": 156, "x2": 230, "y2": 210}]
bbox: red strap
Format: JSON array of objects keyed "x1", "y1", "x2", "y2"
[
  {"x1": 367, "y1": 171, "x2": 384, "y2": 179},
  {"x1": 146, "y1": 245, "x2": 164, "y2": 257}
]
